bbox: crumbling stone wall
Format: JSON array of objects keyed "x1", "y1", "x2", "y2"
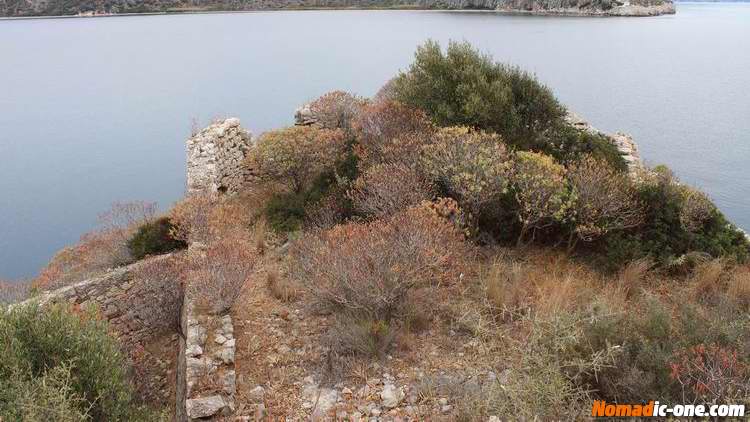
[
  {"x1": 21, "y1": 254, "x2": 181, "y2": 347},
  {"x1": 180, "y1": 119, "x2": 244, "y2": 421},
  {"x1": 186, "y1": 118, "x2": 253, "y2": 195},
  {"x1": 13, "y1": 254, "x2": 184, "y2": 407}
]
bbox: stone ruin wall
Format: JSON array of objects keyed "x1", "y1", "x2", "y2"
[
  {"x1": 14, "y1": 254, "x2": 182, "y2": 404},
  {"x1": 186, "y1": 118, "x2": 253, "y2": 195},
  {"x1": 181, "y1": 117, "x2": 252, "y2": 420}
]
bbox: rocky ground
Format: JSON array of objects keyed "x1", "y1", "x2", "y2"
[{"x1": 229, "y1": 261, "x2": 505, "y2": 421}]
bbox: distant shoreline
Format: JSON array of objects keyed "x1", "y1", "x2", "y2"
[{"x1": 0, "y1": 3, "x2": 677, "y2": 21}]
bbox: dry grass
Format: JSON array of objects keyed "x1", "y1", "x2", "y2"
[
  {"x1": 617, "y1": 257, "x2": 652, "y2": 299},
  {"x1": 689, "y1": 258, "x2": 728, "y2": 301},
  {"x1": 727, "y1": 266, "x2": 750, "y2": 310},
  {"x1": 265, "y1": 267, "x2": 299, "y2": 302},
  {"x1": 0, "y1": 280, "x2": 32, "y2": 305}
]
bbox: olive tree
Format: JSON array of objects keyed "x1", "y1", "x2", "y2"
[{"x1": 392, "y1": 40, "x2": 565, "y2": 149}]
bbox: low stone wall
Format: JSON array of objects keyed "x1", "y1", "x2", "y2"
[
  {"x1": 179, "y1": 245, "x2": 238, "y2": 421},
  {"x1": 187, "y1": 118, "x2": 253, "y2": 195},
  {"x1": 12, "y1": 254, "x2": 184, "y2": 407},
  {"x1": 18, "y1": 254, "x2": 182, "y2": 348}
]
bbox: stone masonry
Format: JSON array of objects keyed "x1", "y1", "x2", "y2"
[
  {"x1": 186, "y1": 118, "x2": 253, "y2": 195},
  {"x1": 15, "y1": 253, "x2": 180, "y2": 348},
  {"x1": 180, "y1": 119, "x2": 246, "y2": 421}
]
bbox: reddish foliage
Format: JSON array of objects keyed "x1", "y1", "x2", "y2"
[
  {"x1": 669, "y1": 343, "x2": 749, "y2": 403},
  {"x1": 353, "y1": 100, "x2": 434, "y2": 168},
  {"x1": 290, "y1": 206, "x2": 471, "y2": 321},
  {"x1": 188, "y1": 235, "x2": 258, "y2": 314},
  {"x1": 348, "y1": 163, "x2": 433, "y2": 219}
]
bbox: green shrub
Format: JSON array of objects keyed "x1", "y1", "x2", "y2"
[
  {"x1": 546, "y1": 124, "x2": 627, "y2": 172},
  {"x1": 0, "y1": 303, "x2": 158, "y2": 421},
  {"x1": 510, "y1": 151, "x2": 572, "y2": 245},
  {"x1": 420, "y1": 126, "x2": 511, "y2": 216},
  {"x1": 265, "y1": 147, "x2": 358, "y2": 234},
  {"x1": 598, "y1": 166, "x2": 749, "y2": 270},
  {"x1": 392, "y1": 40, "x2": 565, "y2": 150},
  {"x1": 126, "y1": 217, "x2": 186, "y2": 260}
]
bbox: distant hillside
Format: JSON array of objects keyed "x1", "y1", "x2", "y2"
[{"x1": 0, "y1": 0, "x2": 675, "y2": 17}]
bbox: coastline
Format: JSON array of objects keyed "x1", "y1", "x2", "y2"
[{"x1": 0, "y1": 2, "x2": 675, "y2": 21}]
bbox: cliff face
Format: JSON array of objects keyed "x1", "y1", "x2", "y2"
[{"x1": 0, "y1": 0, "x2": 674, "y2": 17}]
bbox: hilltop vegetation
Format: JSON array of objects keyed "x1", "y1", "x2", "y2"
[{"x1": 5, "y1": 41, "x2": 747, "y2": 420}]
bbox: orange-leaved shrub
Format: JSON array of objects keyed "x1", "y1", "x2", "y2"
[
  {"x1": 290, "y1": 205, "x2": 471, "y2": 322},
  {"x1": 669, "y1": 343, "x2": 749, "y2": 404},
  {"x1": 187, "y1": 234, "x2": 257, "y2": 314},
  {"x1": 33, "y1": 201, "x2": 157, "y2": 291},
  {"x1": 307, "y1": 90, "x2": 367, "y2": 132},
  {"x1": 353, "y1": 100, "x2": 434, "y2": 168},
  {"x1": 347, "y1": 163, "x2": 433, "y2": 219}
]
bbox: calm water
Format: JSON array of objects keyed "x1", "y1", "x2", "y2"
[{"x1": 1, "y1": 3, "x2": 749, "y2": 279}]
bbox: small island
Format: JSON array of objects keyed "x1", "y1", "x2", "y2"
[{"x1": 1, "y1": 0, "x2": 675, "y2": 18}]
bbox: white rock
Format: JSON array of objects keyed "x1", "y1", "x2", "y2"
[
  {"x1": 380, "y1": 384, "x2": 405, "y2": 409},
  {"x1": 185, "y1": 344, "x2": 203, "y2": 357},
  {"x1": 186, "y1": 395, "x2": 226, "y2": 418},
  {"x1": 249, "y1": 385, "x2": 265, "y2": 403},
  {"x1": 214, "y1": 333, "x2": 227, "y2": 344}
]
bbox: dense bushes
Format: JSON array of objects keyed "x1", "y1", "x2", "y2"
[
  {"x1": 0, "y1": 304, "x2": 159, "y2": 421},
  {"x1": 127, "y1": 216, "x2": 187, "y2": 260},
  {"x1": 238, "y1": 41, "x2": 747, "y2": 273},
  {"x1": 567, "y1": 155, "x2": 644, "y2": 245},
  {"x1": 391, "y1": 40, "x2": 565, "y2": 150},
  {"x1": 187, "y1": 235, "x2": 257, "y2": 314},
  {"x1": 348, "y1": 163, "x2": 432, "y2": 219}
]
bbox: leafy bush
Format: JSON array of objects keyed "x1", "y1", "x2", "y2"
[
  {"x1": 0, "y1": 304, "x2": 158, "y2": 421},
  {"x1": 669, "y1": 343, "x2": 749, "y2": 404},
  {"x1": 546, "y1": 124, "x2": 627, "y2": 172},
  {"x1": 307, "y1": 90, "x2": 367, "y2": 132},
  {"x1": 126, "y1": 216, "x2": 186, "y2": 260},
  {"x1": 420, "y1": 127, "x2": 512, "y2": 216},
  {"x1": 510, "y1": 151, "x2": 571, "y2": 245},
  {"x1": 245, "y1": 126, "x2": 348, "y2": 193},
  {"x1": 600, "y1": 166, "x2": 749, "y2": 270},
  {"x1": 392, "y1": 40, "x2": 565, "y2": 150},
  {"x1": 264, "y1": 169, "x2": 340, "y2": 233}
]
